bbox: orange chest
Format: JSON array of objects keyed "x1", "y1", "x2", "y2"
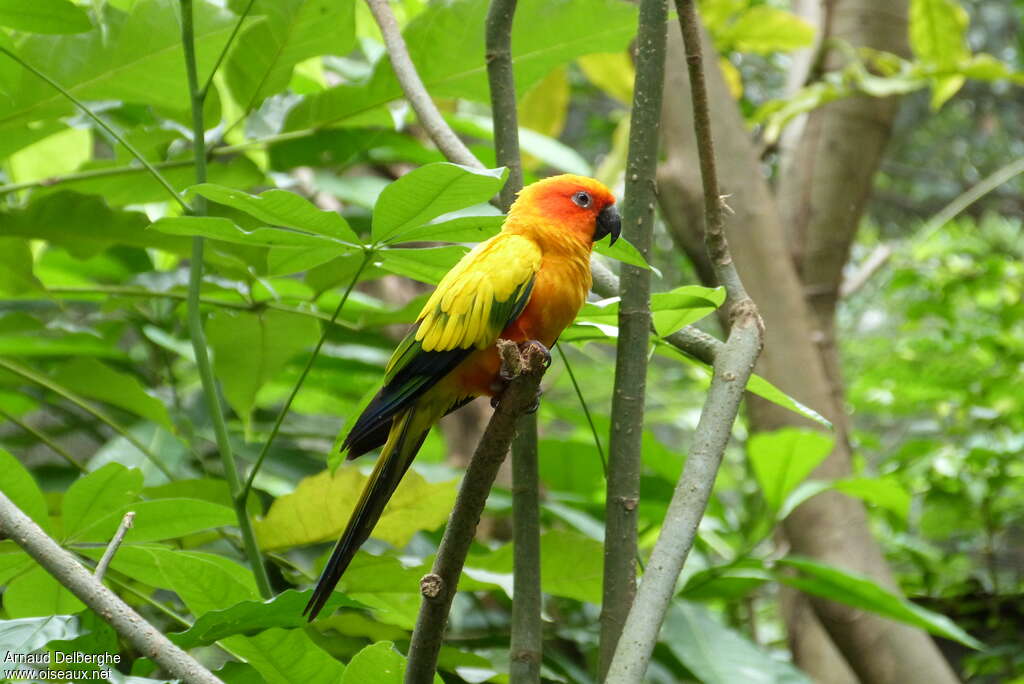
[{"x1": 507, "y1": 255, "x2": 591, "y2": 347}]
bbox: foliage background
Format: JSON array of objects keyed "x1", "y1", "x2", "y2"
[{"x1": 0, "y1": 0, "x2": 1021, "y2": 682}]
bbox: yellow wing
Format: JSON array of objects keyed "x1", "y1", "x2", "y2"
[
  {"x1": 344, "y1": 233, "x2": 540, "y2": 458},
  {"x1": 413, "y1": 233, "x2": 541, "y2": 353}
]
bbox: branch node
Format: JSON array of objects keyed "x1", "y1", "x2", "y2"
[{"x1": 420, "y1": 573, "x2": 444, "y2": 600}]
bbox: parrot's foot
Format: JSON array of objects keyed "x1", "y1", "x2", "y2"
[{"x1": 519, "y1": 340, "x2": 551, "y2": 369}]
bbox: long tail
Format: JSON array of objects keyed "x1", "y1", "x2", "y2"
[{"x1": 304, "y1": 406, "x2": 432, "y2": 620}]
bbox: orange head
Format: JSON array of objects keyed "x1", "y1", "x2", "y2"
[{"x1": 504, "y1": 174, "x2": 620, "y2": 249}]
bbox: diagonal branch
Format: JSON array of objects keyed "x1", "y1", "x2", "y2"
[
  {"x1": 364, "y1": 0, "x2": 482, "y2": 169},
  {"x1": 0, "y1": 46, "x2": 190, "y2": 212},
  {"x1": 404, "y1": 341, "x2": 550, "y2": 683},
  {"x1": 0, "y1": 491, "x2": 223, "y2": 684},
  {"x1": 604, "y1": 2, "x2": 764, "y2": 680}
]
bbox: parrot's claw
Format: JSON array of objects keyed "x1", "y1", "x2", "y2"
[{"x1": 520, "y1": 340, "x2": 552, "y2": 369}]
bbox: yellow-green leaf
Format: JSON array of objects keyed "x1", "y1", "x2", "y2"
[{"x1": 254, "y1": 465, "x2": 457, "y2": 552}]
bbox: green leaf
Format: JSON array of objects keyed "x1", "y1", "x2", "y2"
[
  {"x1": 2, "y1": 0, "x2": 239, "y2": 126},
  {"x1": 910, "y1": 0, "x2": 970, "y2": 68},
  {"x1": 150, "y1": 216, "x2": 349, "y2": 249},
  {"x1": 578, "y1": 285, "x2": 723, "y2": 334},
  {"x1": 254, "y1": 465, "x2": 457, "y2": 552},
  {"x1": 4, "y1": 566, "x2": 86, "y2": 618},
  {"x1": 744, "y1": 373, "x2": 833, "y2": 429},
  {"x1": 51, "y1": 358, "x2": 173, "y2": 430},
  {"x1": 88, "y1": 545, "x2": 257, "y2": 614},
  {"x1": 0, "y1": 238, "x2": 42, "y2": 294},
  {"x1": 341, "y1": 641, "x2": 442, "y2": 684},
  {"x1": 206, "y1": 309, "x2": 321, "y2": 430},
  {"x1": 225, "y1": 0, "x2": 356, "y2": 110},
  {"x1": 0, "y1": 192, "x2": 189, "y2": 260},
  {"x1": 469, "y1": 529, "x2": 604, "y2": 604},
  {"x1": 722, "y1": 7, "x2": 815, "y2": 54},
  {"x1": 385, "y1": 215, "x2": 504, "y2": 245},
  {"x1": 72, "y1": 498, "x2": 236, "y2": 544},
  {"x1": 748, "y1": 428, "x2": 834, "y2": 513},
  {"x1": 224, "y1": 628, "x2": 346, "y2": 684},
  {"x1": 680, "y1": 563, "x2": 774, "y2": 601},
  {"x1": 375, "y1": 246, "x2": 470, "y2": 284},
  {"x1": 662, "y1": 601, "x2": 811, "y2": 684},
  {"x1": 0, "y1": 549, "x2": 33, "y2": 586},
  {"x1": 449, "y1": 113, "x2": 591, "y2": 176},
  {"x1": 0, "y1": 448, "x2": 50, "y2": 532},
  {"x1": 0, "y1": 616, "x2": 81, "y2": 659},
  {"x1": 776, "y1": 557, "x2": 984, "y2": 649},
  {"x1": 286, "y1": 0, "x2": 639, "y2": 129},
  {"x1": 593, "y1": 236, "x2": 652, "y2": 270},
  {"x1": 189, "y1": 184, "x2": 361, "y2": 244},
  {"x1": 61, "y1": 463, "x2": 144, "y2": 542},
  {"x1": 0, "y1": 0, "x2": 92, "y2": 34},
  {"x1": 834, "y1": 476, "x2": 912, "y2": 520},
  {"x1": 372, "y1": 163, "x2": 508, "y2": 243},
  {"x1": 169, "y1": 590, "x2": 365, "y2": 648}
]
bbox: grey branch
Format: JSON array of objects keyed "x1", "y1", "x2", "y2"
[
  {"x1": 94, "y1": 511, "x2": 135, "y2": 582},
  {"x1": 483, "y1": 1, "x2": 542, "y2": 681},
  {"x1": 0, "y1": 492, "x2": 223, "y2": 684},
  {"x1": 605, "y1": 1, "x2": 765, "y2": 680},
  {"x1": 365, "y1": 0, "x2": 482, "y2": 169},
  {"x1": 404, "y1": 341, "x2": 549, "y2": 683},
  {"x1": 598, "y1": 0, "x2": 668, "y2": 675}
]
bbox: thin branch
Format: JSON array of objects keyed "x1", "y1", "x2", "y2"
[
  {"x1": 364, "y1": 0, "x2": 483, "y2": 169},
  {"x1": 200, "y1": 0, "x2": 257, "y2": 99},
  {"x1": 240, "y1": 250, "x2": 372, "y2": 499},
  {"x1": 840, "y1": 155, "x2": 1024, "y2": 297},
  {"x1": 0, "y1": 358, "x2": 173, "y2": 479},
  {"x1": 483, "y1": 1, "x2": 541, "y2": 680},
  {"x1": 0, "y1": 409, "x2": 86, "y2": 472},
  {"x1": 509, "y1": 410, "x2": 543, "y2": 682},
  {"x1": 0, "y1": 491, "x2": 224, "y2": 684},
  {"x1": 94, "y1": 511, "x2": 135, "y2": 582},
  {"x1": 599, "y1": 0, "x2": 668, "y2": 675},
  {"x1": 180, "y1": 0, "x2": 272, "y2": 599},
  {"x1": 0, "y1": 46, "x2": 190, "y2": 212},
  {"x1": 404, "y1": 340, "x2": 550, "y2": 683},
  {"x1": 486, "y1": 0, "x2": 524, "y2": 209},
  {"x1": 605, "y1": 3, "x2": 764, "y2": 680}
]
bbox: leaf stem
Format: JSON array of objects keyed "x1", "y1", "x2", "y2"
[
  {"x1": 0, "y1": 46, "x2": 190, "y2": 212},
  {"x1": 0, "y1": 408, "x2": 86, "y2": 472},
  {"x1": 180, "y1": 0, "x2": 271, "y2": 599},
  {"x1": 0, "y1": 359, "x2": 173, "y2": 478},
  {"x1": 200, "y1": 0, "x2": 257, "y2": 99},
  {"x1": 240, "y1": 249, "x2": 373, "y2": 500}
]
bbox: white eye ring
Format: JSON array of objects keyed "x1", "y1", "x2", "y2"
[{"x1": 572, "y1": 191, "x2": 592, "y2": 208}]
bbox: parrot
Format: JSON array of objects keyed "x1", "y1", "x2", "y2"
[{"x1": 304, "y1": 173, "x2": 620, "y2": 620}]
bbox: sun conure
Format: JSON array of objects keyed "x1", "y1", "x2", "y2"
[{"x1": 305, "y1": 174, "x2": 620, "y2": 620}]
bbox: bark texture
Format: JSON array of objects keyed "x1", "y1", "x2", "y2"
[{"x1": 657, "y1": 3, "x2": 961, "y2": 681}]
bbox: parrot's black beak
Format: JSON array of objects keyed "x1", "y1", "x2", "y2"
[{"x1": 594, "y1": 204, "x2": 621, "y2": 245}]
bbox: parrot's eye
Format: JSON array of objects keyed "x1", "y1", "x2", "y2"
[{"x1": 571, "y1": 191, "x2": 592, "y2": 208}]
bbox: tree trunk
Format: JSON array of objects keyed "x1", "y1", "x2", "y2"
[{"x1": 657, "y1": 5, "x2": 960, "y2": 681}]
